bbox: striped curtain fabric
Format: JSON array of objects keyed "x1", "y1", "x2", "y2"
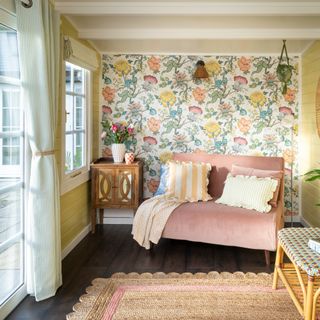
[{"x1": 166, "y1": 161, "x2": 212, "y2": 202}]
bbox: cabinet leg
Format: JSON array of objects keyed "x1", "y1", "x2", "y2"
[
  {"x1": 99, "y1": 208, "x2": 104, "y2": 224},
  {"x1": 91, "y1": 208, "x2": 96, "y2": 234}
]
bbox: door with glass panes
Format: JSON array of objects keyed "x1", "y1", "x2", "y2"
[{"x1": 0, "y1": 17, "x2": 26, "y2": 317}]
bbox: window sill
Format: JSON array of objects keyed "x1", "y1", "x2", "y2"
[{"x1": 60, "y1": 170, "x2": 90, "y2": 195}]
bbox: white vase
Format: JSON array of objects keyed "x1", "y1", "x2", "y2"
[{"x1": 111, "y1": 143, "x2": 126, "y2": 163}]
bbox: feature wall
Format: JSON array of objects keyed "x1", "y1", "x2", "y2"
[{"x1": 101, "y1": 54, "x2": 300, "y2": 217}]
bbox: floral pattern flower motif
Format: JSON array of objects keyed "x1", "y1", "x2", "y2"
[
  {"x1": 147, "y1": 117, "x2": 161, "y2": 133},
  {"x1": 284, "y1": 88, "x2": 296, "y2": 103},
  {"x1": 234, "y1": 75, "x2": 248, "y2": 85},
  {"x1": 144, "y1": 75, "x2": 158, "y2": 84},
  {"x1": 189, "y1": 106, "x2": 203, "y2": 114},
  {"x1": 114, "y1": 59, "x2": 131, "y2": 76},
  {"x1": 192, "y1": 87, "x2": 206, "y2": 103},
  {"x1": 279, "y1": 106, "x2": 294, "y2": 115},
  {"x1": 143, "y1": 136, "x2": 158, "y2": 145},
  {"x1": 237, "y1": 57, "x2": 251, "y2": 72},
  {"x1": 102, "y1": 105, "x2": 112, "y2": 114},
  {"x1": 205, "y1": 60, "x2": 221, "y2": 75},
  {"x1": 234, "y1": 137, "x2": 248, "y2": 145},
  {"x1": 147, "y1": 56, "x2": 161, "y2": 72},
  {"x1": 204, "y1": 121, "x2": 221, "y2": 137},
  {"x1": 250, "y1": 91, "x2": 266, "y2": 108},
  {"x1": 102, "y1": 86, "x2": 116, "y2": 102},
  {"x1": 160, "y1": 90, "x2": 176, "y2": 107},
  {"x1": 237, "y1": 118, "x2": 251, "y2": 134}
]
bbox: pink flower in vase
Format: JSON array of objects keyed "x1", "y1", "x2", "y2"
[
  {"x1": 111, "y1": 124, "x2": 118, "y2": 133},
  {"x1": 128, "y1": 127, "x2": 134, "y2": 135}
]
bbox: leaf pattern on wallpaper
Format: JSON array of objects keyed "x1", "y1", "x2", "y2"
[{"x1": 101, "y1": 54, "x2": 299, "y2": 216}]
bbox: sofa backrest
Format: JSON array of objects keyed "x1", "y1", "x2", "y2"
[{"x1": 173, "y1": 152, "x2": 285, "y2": 199}]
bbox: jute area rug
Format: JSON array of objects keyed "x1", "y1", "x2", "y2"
[{"x1": 67, "y1": 272, "x2": 302, "y2": 320}]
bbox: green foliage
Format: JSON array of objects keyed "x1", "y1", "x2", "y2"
[{"x1": 101, "y1": 119, "x2": 134, "y2": 145}]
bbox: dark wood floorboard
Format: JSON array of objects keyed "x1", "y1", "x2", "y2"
[{"x1": 6, "y1": 223, "x2": 298, "y2": 320}]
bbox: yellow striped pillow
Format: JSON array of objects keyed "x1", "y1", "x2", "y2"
[{"x1": 165, "y1": 161, "x2": 212, "y2": 202}]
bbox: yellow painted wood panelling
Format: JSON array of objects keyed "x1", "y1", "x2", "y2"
[
  {"x1": 58, "y1": 16, "x2": 101, "y2": 251},
  {"x1": 301, "y1": 40, "x2": 320, "y2": 226}
]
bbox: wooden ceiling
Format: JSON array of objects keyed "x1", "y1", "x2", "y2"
[{"x1": 55, "y1": 1, "x2": 320, "y2": 54}]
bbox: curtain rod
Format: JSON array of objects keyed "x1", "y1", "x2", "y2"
[{"x1": 21, "y1": 0, "x2": 33, "y2": 8}]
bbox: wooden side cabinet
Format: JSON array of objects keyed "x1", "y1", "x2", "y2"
[{"x1": 90, "y1": 158, "x2": 143, "y2": 233}]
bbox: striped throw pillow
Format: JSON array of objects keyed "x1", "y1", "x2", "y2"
[
  {"x1": 216, "y1": 174, "x2": 278, "y2": 213},
  {"x1": 165, "y1": 161, "x2": 212, "y2": 202}
]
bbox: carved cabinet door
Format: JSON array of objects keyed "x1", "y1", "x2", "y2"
[
  {"x1": 115, "y1": 168, "x2": 135, "y2": 205},
  {"x1": 96, "y1": 168, "x2": 114, "y2": 206}
]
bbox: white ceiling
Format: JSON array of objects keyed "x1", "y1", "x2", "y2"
[{"x1": 55, "y1": 1, "x2": 320, "y2": 54}]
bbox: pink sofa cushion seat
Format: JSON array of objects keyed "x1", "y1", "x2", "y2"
[
  {"x1": 162, "y1": 199, "x2": 281, "y2": 251},
  {"x1": 161, "y1": 152, "x2": 285, "y2": 252}
]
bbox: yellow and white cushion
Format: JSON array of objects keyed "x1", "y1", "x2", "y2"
[
  {"x1": 165, "y1": 161, "x2": 212, "y2": 202},
  {"x1": 216, "y1": 174, "x2": 278, "y2": 213}
]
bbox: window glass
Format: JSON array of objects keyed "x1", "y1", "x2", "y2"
[{"x1": 64, "y1": 62, "x2": 87, "y2": 174}]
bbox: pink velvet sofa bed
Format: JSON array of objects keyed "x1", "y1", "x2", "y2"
[{"x1": 161, "y1": 152, "x2": 285, "y2": 265}]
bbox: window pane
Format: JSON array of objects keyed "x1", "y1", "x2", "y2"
[
  {"x1": 65, "y1": 63, "x2": 71, "y2": 92},
  {"x1": 0, "y1": 240, "x2": 23, "y2": 305},
  {"x1": 0, "y1": 26, "x2": 20, "y2": 79},
  {"x1": 75, "y1": 97, "x2": 84, "y2": 130},
  {"x1": 2, "y1": 90, "x2": 20, "y2": 132},
  {"x1": 0, "y1": 186, "x2": 21, "y2": 240},
  {"x1": 65, "y1": 95, "x2": 73, "y2": 132},
  {"x1": 2, "y1": 137, "x2": 21, "y2": 166},
  {"x1": 65, "y1": 134, "x2": 73, "y2": 172},
  {"x1": 73, "y1": 67, "x2": 84, "y2": 94},
  {"x1": 73, "y1": 132, "x2": 84, "y2": 170}
]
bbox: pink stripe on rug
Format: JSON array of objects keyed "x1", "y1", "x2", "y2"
[{"x1": 102, "y1": 284, "x2": 287, "y2": 320}]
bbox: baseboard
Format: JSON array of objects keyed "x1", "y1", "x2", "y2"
[
  {"x1": 103, "y1": 217, "x2": 133, "y2": 224},
  {"x1": 102, "y1": 208, "x2": 134, "y2": 224},
  {"x1": 61, "y1": 224, "x2": 91, "y2": 260},
  {"x1": 300, "y1": 216, "x2": 311, "y2": 227},
  {"x1": 284, "y1": 216, "x2": 301, "y2": 223}
]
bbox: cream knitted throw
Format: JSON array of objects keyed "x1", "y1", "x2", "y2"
[{"x1": 132, "y1": 195, "x2": 184, "y2": 249}]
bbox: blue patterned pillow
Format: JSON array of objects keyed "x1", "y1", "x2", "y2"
[{"x1": 154, "y1": 164, "x2": 169, "y2": 196}]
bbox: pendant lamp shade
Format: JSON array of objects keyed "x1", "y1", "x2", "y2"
[{"x1": 194, "y1": 60, "x2": 209, "y2": 79}]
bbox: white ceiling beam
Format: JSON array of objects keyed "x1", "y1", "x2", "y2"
[
  {"x1": 78, "y1": 28, "x2": 320, "y2": 40},
  {"x1": 55, "y1": 1, "x2": 320, "y2": 16}
]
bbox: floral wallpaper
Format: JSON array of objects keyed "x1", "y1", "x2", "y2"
[{"x1": 101, "y1": 54, "x2": 300, "y2": 217}]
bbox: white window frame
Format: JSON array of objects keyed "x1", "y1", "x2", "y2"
[
  {"x1": 60, "y1": 61, "x2": 92, "y2": 195},
  {"x1": 0, "y1": 4, "x2": 27, "y2": 319}
]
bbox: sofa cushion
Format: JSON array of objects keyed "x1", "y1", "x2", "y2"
[
  {"x1": 154, "y1": 164, "x2": 169, "y2": 196},
  {"x1": 162, "y1": 199, "x2": 281, "y2": 251},
  {"x1": 166, "y1": 160, "x2": 212, "y2": 202},
  {"x1": 216, "y1": 174, "x2": 278, "y2": 213},
  {"x1": 231, "y1": 164, "x2": 283, "y2": 207}
]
